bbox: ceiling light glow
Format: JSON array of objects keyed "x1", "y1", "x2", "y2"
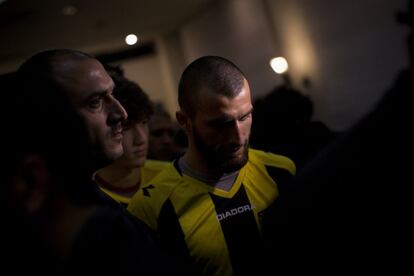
[
  {"x1": 270, "y1": 57, "x2": 289, "y2": 74},
  {"x1": 125, "y1": 34, "x2": 138, "y2": 45}
]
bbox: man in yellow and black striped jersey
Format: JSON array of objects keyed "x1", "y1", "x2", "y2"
[{"x1": 128, "y1": 56, "x2": 295, "y2": 276}]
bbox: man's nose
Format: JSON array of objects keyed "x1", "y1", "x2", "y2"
[
  {"x1": 107, "y1": 97, "x2": 128, "y2": 125},
  {"x1": 229, "y1": 121, "x2": 244, "y2": 145},
  {"x1": 133, "y1": 124, "x2": 148, "y2": 145}
]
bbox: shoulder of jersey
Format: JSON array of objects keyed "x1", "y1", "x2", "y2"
[
  {"x1": 144, "y1": 159, "x2": 170, "y2": 170},
  {"x1": 248, "y1": 148, "x2": 296, "y2": 175},
  {"x1": 138, "y1": 162, "x2": 183, "y2": 198}
]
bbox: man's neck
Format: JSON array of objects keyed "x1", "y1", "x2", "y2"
[{"x1": 179, "y1": 153, "x2": 239, "y2": 191}]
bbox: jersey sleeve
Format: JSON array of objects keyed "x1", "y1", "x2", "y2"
[
  {"x1": 250, "y1": 148, "x2": 296, "y2": 176},
  {"x1": 127, "y1": 164, "x2": 178, "y2": 231}
]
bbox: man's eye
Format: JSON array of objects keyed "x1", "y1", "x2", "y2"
[
  {"x1": 88, "y1": 98, "x2": 102, "y2": 109},
  {"x1": 210, "y1": 121, "x2": 232, "y2": 129},
  {"x1": 240, "y1": 114, "x2": 251, "y2": 121}
]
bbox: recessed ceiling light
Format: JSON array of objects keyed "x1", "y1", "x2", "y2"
[
  {"x1": 125, "y1": 34, "x2": 138, "y2": 45},
  {"x1": 270, "y1": 57, "x2": 289, "y2": 74}
]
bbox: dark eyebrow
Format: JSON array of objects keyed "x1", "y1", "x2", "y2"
[
  {"x1": 240, "y1": 107, "x2": 254, "y2": 119},
  {"x1": 83, "y1": 91, "x2": 107, "y2": 102},
  {"x1": 207, "y1": 107, "x2": 254, "y2": 126},
  {"x1": 207, "y1": 117, "x2": 231, "y2": 126},
  {"x1": 82, "y1": 82, "x2": 114, "y2": 103},
  {"x1": 80, "y1": 89, "x2": 112, "y2": 107}
]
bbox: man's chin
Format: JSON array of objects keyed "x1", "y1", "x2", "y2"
[
  {"x1": 221, "y1": 156, "x2": 248, "y2": 173},
  {"x1": 105, "y1": 144, "x2": 124, "y2": 161}
]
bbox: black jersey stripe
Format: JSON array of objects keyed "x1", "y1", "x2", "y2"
[
  {"x1": 210, "y1": 185, "x2": 262, "y2": 276},
  {"x1": 173, "y1": 159, "x2": 183, "y2": 176},
  {"x1": 264, "y1": 165, "x2": 293, "y2": 217},
  {"x1": 158, "y1": 199, "x2": 200, "y2": 276},
  {"x1": 119, "y1": 202, "x2": 128, "y2": 208},
  {"x1": 265, "y1": 166, "x2": 293, "y2": 195}
]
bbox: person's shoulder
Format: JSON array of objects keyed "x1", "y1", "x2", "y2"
[
  {"x1": 141, "y1": 161, "x2": 183, "y2": 190},
  {"x1": 144, "y1": 159, "x2": 170, "y2": 170},
  {"x1": 248, "y1": 148, "x2": 296, "y2": 175},
  {"x1": 133, "y1": 164, "x2": 179, "y2": 202},
  {"x1": 128, "y1": 161, "x2": 184, "y2": 223},
  {"x1": 141, "y1": 159, "x2": 171, "y2": 186},
  {"x1": 99, "y1": 186, "x2": 130, "y2": 206}
]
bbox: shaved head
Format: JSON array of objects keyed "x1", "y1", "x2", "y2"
[
  {"x1": 178, "y1": 56, "x2": 246, "y2": 116},
  {"x1": 17, "y1": 49, "x2": 128, "y2": 167}
]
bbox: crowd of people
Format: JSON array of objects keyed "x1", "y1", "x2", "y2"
[{"x1": 1, "y1": 1, "x2": 413, "y2": 274}]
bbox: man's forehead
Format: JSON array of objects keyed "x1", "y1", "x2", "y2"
[
  {"x1": 195, "y1": 99, "x2": 252, "y2": 123},
  {"x1": 54, "y1": 57, "x2": 104, "y2": 78},
  {"x1": 52, "y1": 58, "x2": 114, "y2": 103},
  {"x1": 197, "y1": 81, "x2": 250, "y2": 106}
]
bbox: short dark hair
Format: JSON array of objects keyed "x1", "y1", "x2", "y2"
[
  {"x1": 112, "y1": 75, "x2": 154, "y2": 124},
  {"x1": 178, "y1": 56, "x2": 246, "y2": 115}
]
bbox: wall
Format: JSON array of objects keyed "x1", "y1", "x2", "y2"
[
  {"x1": 265, "y1": 0, "x2": 408, "y2": 130},
  {"x1": 175, "y1": 0, "x2": 408, "y2": 130}
]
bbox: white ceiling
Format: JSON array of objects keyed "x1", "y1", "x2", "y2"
[{"x1": 0, "y1": 0, "x2": 216, "y2": 72}]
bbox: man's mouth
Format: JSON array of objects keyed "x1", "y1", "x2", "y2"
[
  {"x1": 228, "y1": 144, "x2": 242, "y2": 153},
  {"x1": 111, "y1": 128, "x2": 123, "y2": 139}
]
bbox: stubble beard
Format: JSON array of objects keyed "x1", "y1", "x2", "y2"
[{"x1": 192, "y1": 127, "x2": 249, "y2": 174}]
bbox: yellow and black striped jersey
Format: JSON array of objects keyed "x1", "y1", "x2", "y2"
[
  {"x1": 128, "y1": 149, "x2": 295, "y2": 276},
  {"x1": 95, "y1": 159, "x2": 169, "y2": 206}
]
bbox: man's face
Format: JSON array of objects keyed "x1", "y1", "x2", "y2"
[
  {"x1": 188, "y1": 79, "x2": 253, "y2": 173},
  {"x1": 148, "y1": 116, "x2": 178, "y2": 161},
  {"x1": 119, "y1": 119, "x2": 149, "y2": 168},
  {"x1": 55, "y1": 58, "x2": 128, "y2": 162}
]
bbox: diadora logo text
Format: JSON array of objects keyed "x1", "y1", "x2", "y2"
[{"x1": 217, "y1": 205, "x2": 255, "y2": 221}]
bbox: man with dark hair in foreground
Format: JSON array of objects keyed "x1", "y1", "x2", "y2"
[{"x1": 1, "y1": 49, "x2": 168, "y2": 275}]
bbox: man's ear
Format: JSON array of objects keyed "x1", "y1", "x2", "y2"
[{"x1": 13, "y1": 154, "x2": 50, "y2": 215}]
